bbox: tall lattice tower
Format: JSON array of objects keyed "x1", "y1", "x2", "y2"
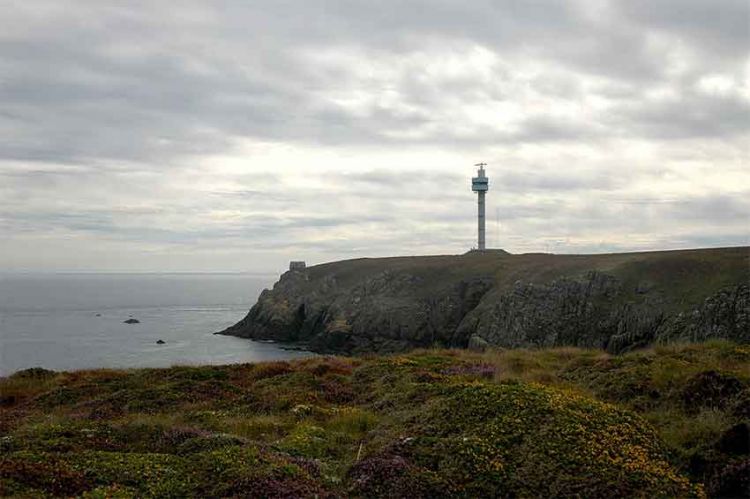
[{"x1": 471, "y1": 163, "x2": 489, "y2": 250}]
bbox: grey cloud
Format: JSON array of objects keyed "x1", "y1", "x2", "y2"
[
  {"x1": 496, "y1": 170, "x2": 619, "y2": 191},
  {"x1": 619, "y1": 91, "x2": 750, "y2": 139},
  {"x1": 1, "y1": 1, "x2": 748, "y2": 271},
  {"x1": 0, "y1": 202, "x2": 392, "y2": 245},
  {"x1": 3, "y1": 0, "x2": 747, "y2": 166},
  {"x1": 667, "y1": 194, "x2": 750, "y2": 222},
  {"x1": 619, "y1": 0, "x2": 749, "y2": 62},
  {"x1": 338, "y1": 170, "x2": 463, "y2": 187},
  {"x1": 509, "y1": 116, "x2": 606, "y2": 144}
]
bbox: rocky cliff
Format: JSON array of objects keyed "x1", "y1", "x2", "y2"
[{"x1": 217, "y1": 247, "x2": 750, "y2": 353}]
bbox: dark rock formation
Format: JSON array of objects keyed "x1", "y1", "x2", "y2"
[
  {"x1": 156, "y1": 339, "x2": 165, "y2": 344},
  {"x1": 218, "y1": 247, "x2": 750, "y2": 354},
  {"x1": 123, "y1": 318, "x2": 140, "y2": 324}
]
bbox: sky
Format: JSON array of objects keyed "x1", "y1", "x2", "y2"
[{"x1": 1, "y1": 0, "x2": 748, "y2": 273}]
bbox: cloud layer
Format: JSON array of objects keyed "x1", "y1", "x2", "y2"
[{"x1": 1, "y1": 0, "x2": 748, "y2": 272}]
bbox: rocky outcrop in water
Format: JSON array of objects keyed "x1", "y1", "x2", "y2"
[{"x1": 217, "y1": 247, "x2": 749, "y2": 354}]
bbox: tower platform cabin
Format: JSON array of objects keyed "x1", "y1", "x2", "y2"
[{"x1": 471, "y1": 163, "x2": 489, "y2": 251}]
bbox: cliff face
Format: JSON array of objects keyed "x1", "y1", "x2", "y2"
[{"x1": 217, "y1": 247, "x2": 750, "y2": 353}]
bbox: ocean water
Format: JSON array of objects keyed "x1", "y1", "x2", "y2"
[{"x1": 0, "y1": 273, "x2": 313, "y2": 376}]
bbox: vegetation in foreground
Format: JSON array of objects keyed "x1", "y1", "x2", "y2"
[{"x1": 1, "y1": 341, "x2": 748, "y2": 498}]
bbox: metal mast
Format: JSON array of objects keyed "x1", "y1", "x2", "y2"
[{"x1": 471, "y1": 163, "x2": 489, "y2": 250}]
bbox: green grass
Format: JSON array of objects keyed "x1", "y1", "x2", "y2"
[
  {"x1": 302, "y1": 246, "x2": 749, "y2": 307},
  {"x1": 2, "y1": 342, "x2": 748, "y2": 497}
]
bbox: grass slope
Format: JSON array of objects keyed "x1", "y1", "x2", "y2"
[
  {"x1": 1, "y1": 341, "x2": 749, "y2": 497},
  {"x1": 300, "y1": 246, "x2": 748, "y2": 307}
]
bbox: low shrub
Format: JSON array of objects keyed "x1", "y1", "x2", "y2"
[{"x1": 5, "y1": 342, "x2": 746, "y2": 497}]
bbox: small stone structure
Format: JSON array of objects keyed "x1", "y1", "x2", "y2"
[{"x1": 289, "y1": 261, "x2": 306, "y2": 271}]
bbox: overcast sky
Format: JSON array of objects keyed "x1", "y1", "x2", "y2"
[{"x1": 1, "y1": 0, "x2": 748, "y2": 273}]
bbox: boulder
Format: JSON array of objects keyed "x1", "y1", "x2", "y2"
[{"x1": 468, "y1": 334, "x2": 490, "y2": 352}]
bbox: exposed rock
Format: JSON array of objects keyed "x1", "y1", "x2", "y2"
[
  {"x1": 464, "y1": 271, "x2": 635, "y2": 350},
  {"x1": 656, "y1": 284, "x2": 750, "y2": 345},
  {"x1": 468, "y1": 334, "x2": 490, "y2": 352},
  {"x1": 156, "y1": 339, "x2": 165, "y2": 344},
  {"x1": 123, "y1": 318, "x2": 140, "y2": 324},
  {"x1": 217, "y1": 247, "x2": 750, "y2": 354}
]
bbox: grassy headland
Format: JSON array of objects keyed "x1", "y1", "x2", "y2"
[
  {"x1": 1, "y1": 341, "x2": 748, "y2": 497},
  {"x1": 219, "y1": 246, "x2": 749, "y2": 354}
]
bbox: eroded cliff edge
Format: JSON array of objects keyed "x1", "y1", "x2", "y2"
[{"x1": 217, "y1": 247, "x2": 750, "y2": 354}]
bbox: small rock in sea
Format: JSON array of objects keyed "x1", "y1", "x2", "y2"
[
  {"x1": 156, "y1": 339, "x2": 165, "y2": 345},
  {"x1": 95, "y1": 313, "x2": 101, "y2": 317},
  {"x1": 123, "y1": 318, "x2": 140, "y2": 324}
]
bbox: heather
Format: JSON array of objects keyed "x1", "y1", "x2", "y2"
[{"x1": 1, "y1": 341, "x2": 748, "y2": 497}]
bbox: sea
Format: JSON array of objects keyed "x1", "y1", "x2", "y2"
[{"x1": 0, "y1": 272, "x2": 314, "y2": 377}]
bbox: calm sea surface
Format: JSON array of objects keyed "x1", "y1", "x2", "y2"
[{"x1": 0, "y1": 273, "x2": 313, "y2": 376}]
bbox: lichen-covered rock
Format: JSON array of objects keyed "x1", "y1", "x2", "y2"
[
  {"x1": 467, "y1": 334, "x2": 490, "y2": 352},
  {"x1": 656, "y1": 284, "x2": 750, "y2": 345}
]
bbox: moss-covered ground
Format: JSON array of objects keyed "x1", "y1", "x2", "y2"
[{"x1": 1, "y1": 341, "x2": 748, "y2": 497}]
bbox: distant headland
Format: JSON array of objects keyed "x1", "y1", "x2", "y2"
[{"x1": 217, "y1": 246, "x2": 749, "y2": 354}]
